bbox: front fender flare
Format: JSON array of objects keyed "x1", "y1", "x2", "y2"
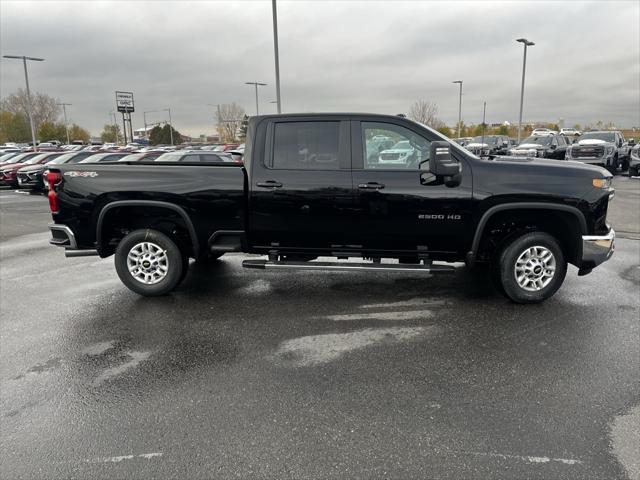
[{"x1": 465, "y1": 202, "x2": 587, "y2": 264}]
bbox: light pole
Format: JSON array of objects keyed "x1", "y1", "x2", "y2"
[
  {"x1": 452, "y1": 80, "x2": 463, "y2": 138},
  {"x1": 3, "y1": 55, "x2": 44, "y2": 151},
  {"x1": 272, "y1": 0, "x2": 282, "y2": 114},
  {"x1": 57, "y1": 102, "x2": 72, "y2": 145},
  {"x1": 245, "y1": 82, "x2": 267, "y2": 115},
  {"x1": 143, "y1": 110, "x2": 159, "y2": 140},
  {"x1": 207, "y1": 103, "x2": 222, "y2": 141},
  {"x1": 109, "y1": 111, "x2": 119, "y2": 144},
  {"x1": 516, "y1": 38, "x2": 535, "y2": 143},
  {"x1": 164, "y1": 108, "x2": 173, "y2": 145}
]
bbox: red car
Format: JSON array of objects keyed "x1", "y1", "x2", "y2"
[{"x1": 1, "y1": 151, "x2": 63, "y2": 188}]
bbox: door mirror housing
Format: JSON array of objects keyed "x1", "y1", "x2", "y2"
[
  {"x1": 429, "y1": 141, "x2": 461, "y2": 187},
  {"x1": 628, "y1": 138, "x2": 635, "y2": 146}
]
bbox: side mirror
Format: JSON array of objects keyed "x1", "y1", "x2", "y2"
[
  {"x1": 429, "y1": 141, "x2": 461, "y2": 187},
  {"x1": 629, "y1": 139, "x2": 636, "y2": 146},
  {"x1": 550, "y1": 144, "x2": 557, "y2": 149},
  {"x1": 502, "y1": 141, "x2": 508, "y2": 147}
]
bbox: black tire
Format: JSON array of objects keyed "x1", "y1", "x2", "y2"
[
  {"x1": 621, "y1": 158, "x2": 629, "y2": 172},
  {"x1": 494, "y1": 232, "x2": 567, "y2": 304},
  {"x1": 606, "y1": 155, "x2": 619, "y2": 175},
  {"x1": 114, "y1": 229, "x2": 184, "y2": 296}
]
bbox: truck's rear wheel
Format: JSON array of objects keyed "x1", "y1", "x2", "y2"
[
  {"x1": 115, "y1": 229, "x2": 184, "y2": 296},
  {"x1": 495, "y1": 232, "x2": 567, "y2": 304}
]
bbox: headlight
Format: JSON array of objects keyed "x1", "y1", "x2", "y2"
[
  {"x1": 592, "y1": 178, "x2": 612, "y2": 189},
  {"x1": 631, "y1": 150, "x2": 639, "y2": 161},
  {"x1": 606, "y1": 146, "x2": 615, "y2": 156}
]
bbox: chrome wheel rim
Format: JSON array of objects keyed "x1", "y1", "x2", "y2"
[
  {"x1": 127, "y1": 242, "x2": 169, "y2": 285},
  {"x1": 514, "y1": 245, "x2": 556, "y2": 292}
]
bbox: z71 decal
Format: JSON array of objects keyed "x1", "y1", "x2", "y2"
[{"x1": 63, "y1": 171, "x2": 99, "y2": 178}]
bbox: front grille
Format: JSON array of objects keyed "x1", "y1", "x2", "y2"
[{"x1": 572, "y1": 146, "x2": 604, "y2": 158}]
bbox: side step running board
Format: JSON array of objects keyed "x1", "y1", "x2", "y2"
[{"x1": 242, "y1": 259, "x2": 456, "y2": 273}]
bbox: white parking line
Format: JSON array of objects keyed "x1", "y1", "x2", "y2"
[
  {"x1": 322, "y1": 310, "x2": 435, "y2": 321},
  {"x1": 87, "y1": 452, "x2": 163, "y2": 463}
]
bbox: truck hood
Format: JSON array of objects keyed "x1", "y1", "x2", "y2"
[
  {"x1": 17, "y1": 164, "x2": 46, "y2": 173},
  {"x1": 491, "y1": 156, "x2": 607, "y2": 175},
  {"x1": 577, "y1": 139, "x2": 611, "y2": 146},
  {"x1": 513, "y1": 143, "x2": 544, "y2": 150}
]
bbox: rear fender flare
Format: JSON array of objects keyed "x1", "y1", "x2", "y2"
[{"x1": 96, "y1": 200, "x2": 199, "y2": 255}]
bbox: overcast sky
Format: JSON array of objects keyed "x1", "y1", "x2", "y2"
[{"x1": 1, "y1": 0, "x2": 638, "y2": 137}]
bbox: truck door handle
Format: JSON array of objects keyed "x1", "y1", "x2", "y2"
[
  {"x1": 256, "y1": 181, "x2": 283, "y2": 188},
  {"x1": 358, "y1": 182, "x2": 385, "y2": 190}
]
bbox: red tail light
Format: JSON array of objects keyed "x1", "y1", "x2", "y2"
[{"x1": 47, "y1": 171, "x2": 62, "y2": 213}]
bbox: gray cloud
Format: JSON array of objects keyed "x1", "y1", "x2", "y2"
[{"x1": 1, "y1": 0, "x2": 638, "y2": 137}]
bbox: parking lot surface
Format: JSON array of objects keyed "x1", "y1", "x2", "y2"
[{"x1": 1, "y1": 178, "x2": 639, "y2": 479}]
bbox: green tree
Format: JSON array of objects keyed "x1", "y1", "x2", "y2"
[
  {"x1": 497, "y1": 125, "x2": 509, "y2": 136},
  {"x1": 238, "y1": 115, "x2": 249, "y2": 141},
  {"x1": 100, "y1": 124, "x2": 121, "y2": 143},
  {"x1": 473, "y1": 124, "x2": 486, "y2": 136},
  {"x1": 0, "y1": 89, "x2": 60, "y2": 133},
  {"x1": 149, "y1": 123, "x2": 182, "y2": 145},
  {"x1": 436, "y1": 125, "x2": 452, "y2": 137},
  {"x1": 69, "y1": 124, "x2": 90, "y2": 143},
  {"x1": 0, "y1": 110, "x2": 30, "y2": 143},
  {"x1": 38, "y1": 121, "x2": 67, "y2": 142}
]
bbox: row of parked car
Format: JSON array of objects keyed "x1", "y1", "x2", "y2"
[
  {"x1": 0, "y1": 143, "x2": 247, "y2": 191},
  {"x1": 452, "y1": 130, "x2": 638, "y2": 174}
]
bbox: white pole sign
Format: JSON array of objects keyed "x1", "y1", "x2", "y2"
[{"x1": 115, "y1": 91, "x2": 135, "y2": 113}]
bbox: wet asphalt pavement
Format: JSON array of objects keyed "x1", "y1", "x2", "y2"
[{"x1": 1, "y1": 178, "x2": 639, "y2": 479}]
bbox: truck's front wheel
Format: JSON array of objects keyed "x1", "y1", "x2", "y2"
[
  {"x1": 495, "y1": 232, "x2": 567, "y2": 304},
  {"x1": 115, "y1": 229, "x2": 184, "y2": 296}
]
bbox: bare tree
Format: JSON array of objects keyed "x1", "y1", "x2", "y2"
[
  {"x1": 0, "y1": 89, "x2": 61, "y2": 132},
  {"x1": 408, "y1": 99, "x2": 440, "y2": 127},
  {"x1": 216, "y1": 103, "x2": 246, "y2": 142}
]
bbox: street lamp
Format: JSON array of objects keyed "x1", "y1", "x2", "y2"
[
  {"x1": 57, "y1": 102, "x2": 72, "y2": 145},
  {"x1": 109, "y1": 111, "x2": 119, "y2": 144},
  {"x1": 163, "y1": 108, "x2": 173, "y2": 145},
  {"x1": 143, "y1": 110, "x2": 159, "y2": 140},
  {"x1": 452, "y1": 80, "x2": 463, "y2": 138},
  {"x1": 245, "y1": 82, "x2": 267, "y2": 115},
  {"x1": 3, "y1": 55, "x2": 44, "y2": 151},
  {"x1": 516, "y1": 38, "x2": 535, "y2": 142},
  {"x1": 272, "y1": 0, "x2": 282, "y2": 114}
]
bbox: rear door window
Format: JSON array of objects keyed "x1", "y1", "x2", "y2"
[{"x1": 272, "y1": 122, "x2": 340, "y2": 170}]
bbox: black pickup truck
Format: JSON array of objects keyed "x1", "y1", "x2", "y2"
[{"x1": 47, "y1": 113, "x2": 615, "y2": 303}]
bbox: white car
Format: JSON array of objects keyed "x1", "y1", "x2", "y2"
[
  {"x1": 560, "y1": 128, "x2": 581, "y2": 136},
  {"x1": 531, "y1": 128, "x2": 558, "y2": 136}
]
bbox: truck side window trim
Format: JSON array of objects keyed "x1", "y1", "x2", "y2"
[{"x1": 264, "y1": 120, "x2": 350, "y2": 171}]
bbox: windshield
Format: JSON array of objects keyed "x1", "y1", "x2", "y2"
[
  {"x1": 155, "y1": 152, "x2": 185, "y2": 162},
  {"x1": 0, "y1": 152, "x2": 19, "y2": 162},
  {"x1": 23, "y1": 153, "x2": 55, "y2": 165},
  {"x1": 47, "y1": 153, "x2": 77, "y2": 164},
  {"x1": 3, "y1": 153, "x2": 32, "y2": 164},
  {"x1": 470, "y1": 136, "x2": 498, "y2": 145},
  {"x1": 580, "y1": 132, "x2": 615, "y2": 142},
  {"x1": 519, "y1": 136, "x2": 552, "y2": 146},
  {"x1": 118, "y1": 153, "x2": 145, "y2": 162}
]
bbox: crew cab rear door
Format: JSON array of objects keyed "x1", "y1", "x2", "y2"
[
  {"x1": 249, "y1": 117, "x2": 353, "y2": 250},
  {"x1": 350, "y1": 118, "x2": 474, "y2": 255}
]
